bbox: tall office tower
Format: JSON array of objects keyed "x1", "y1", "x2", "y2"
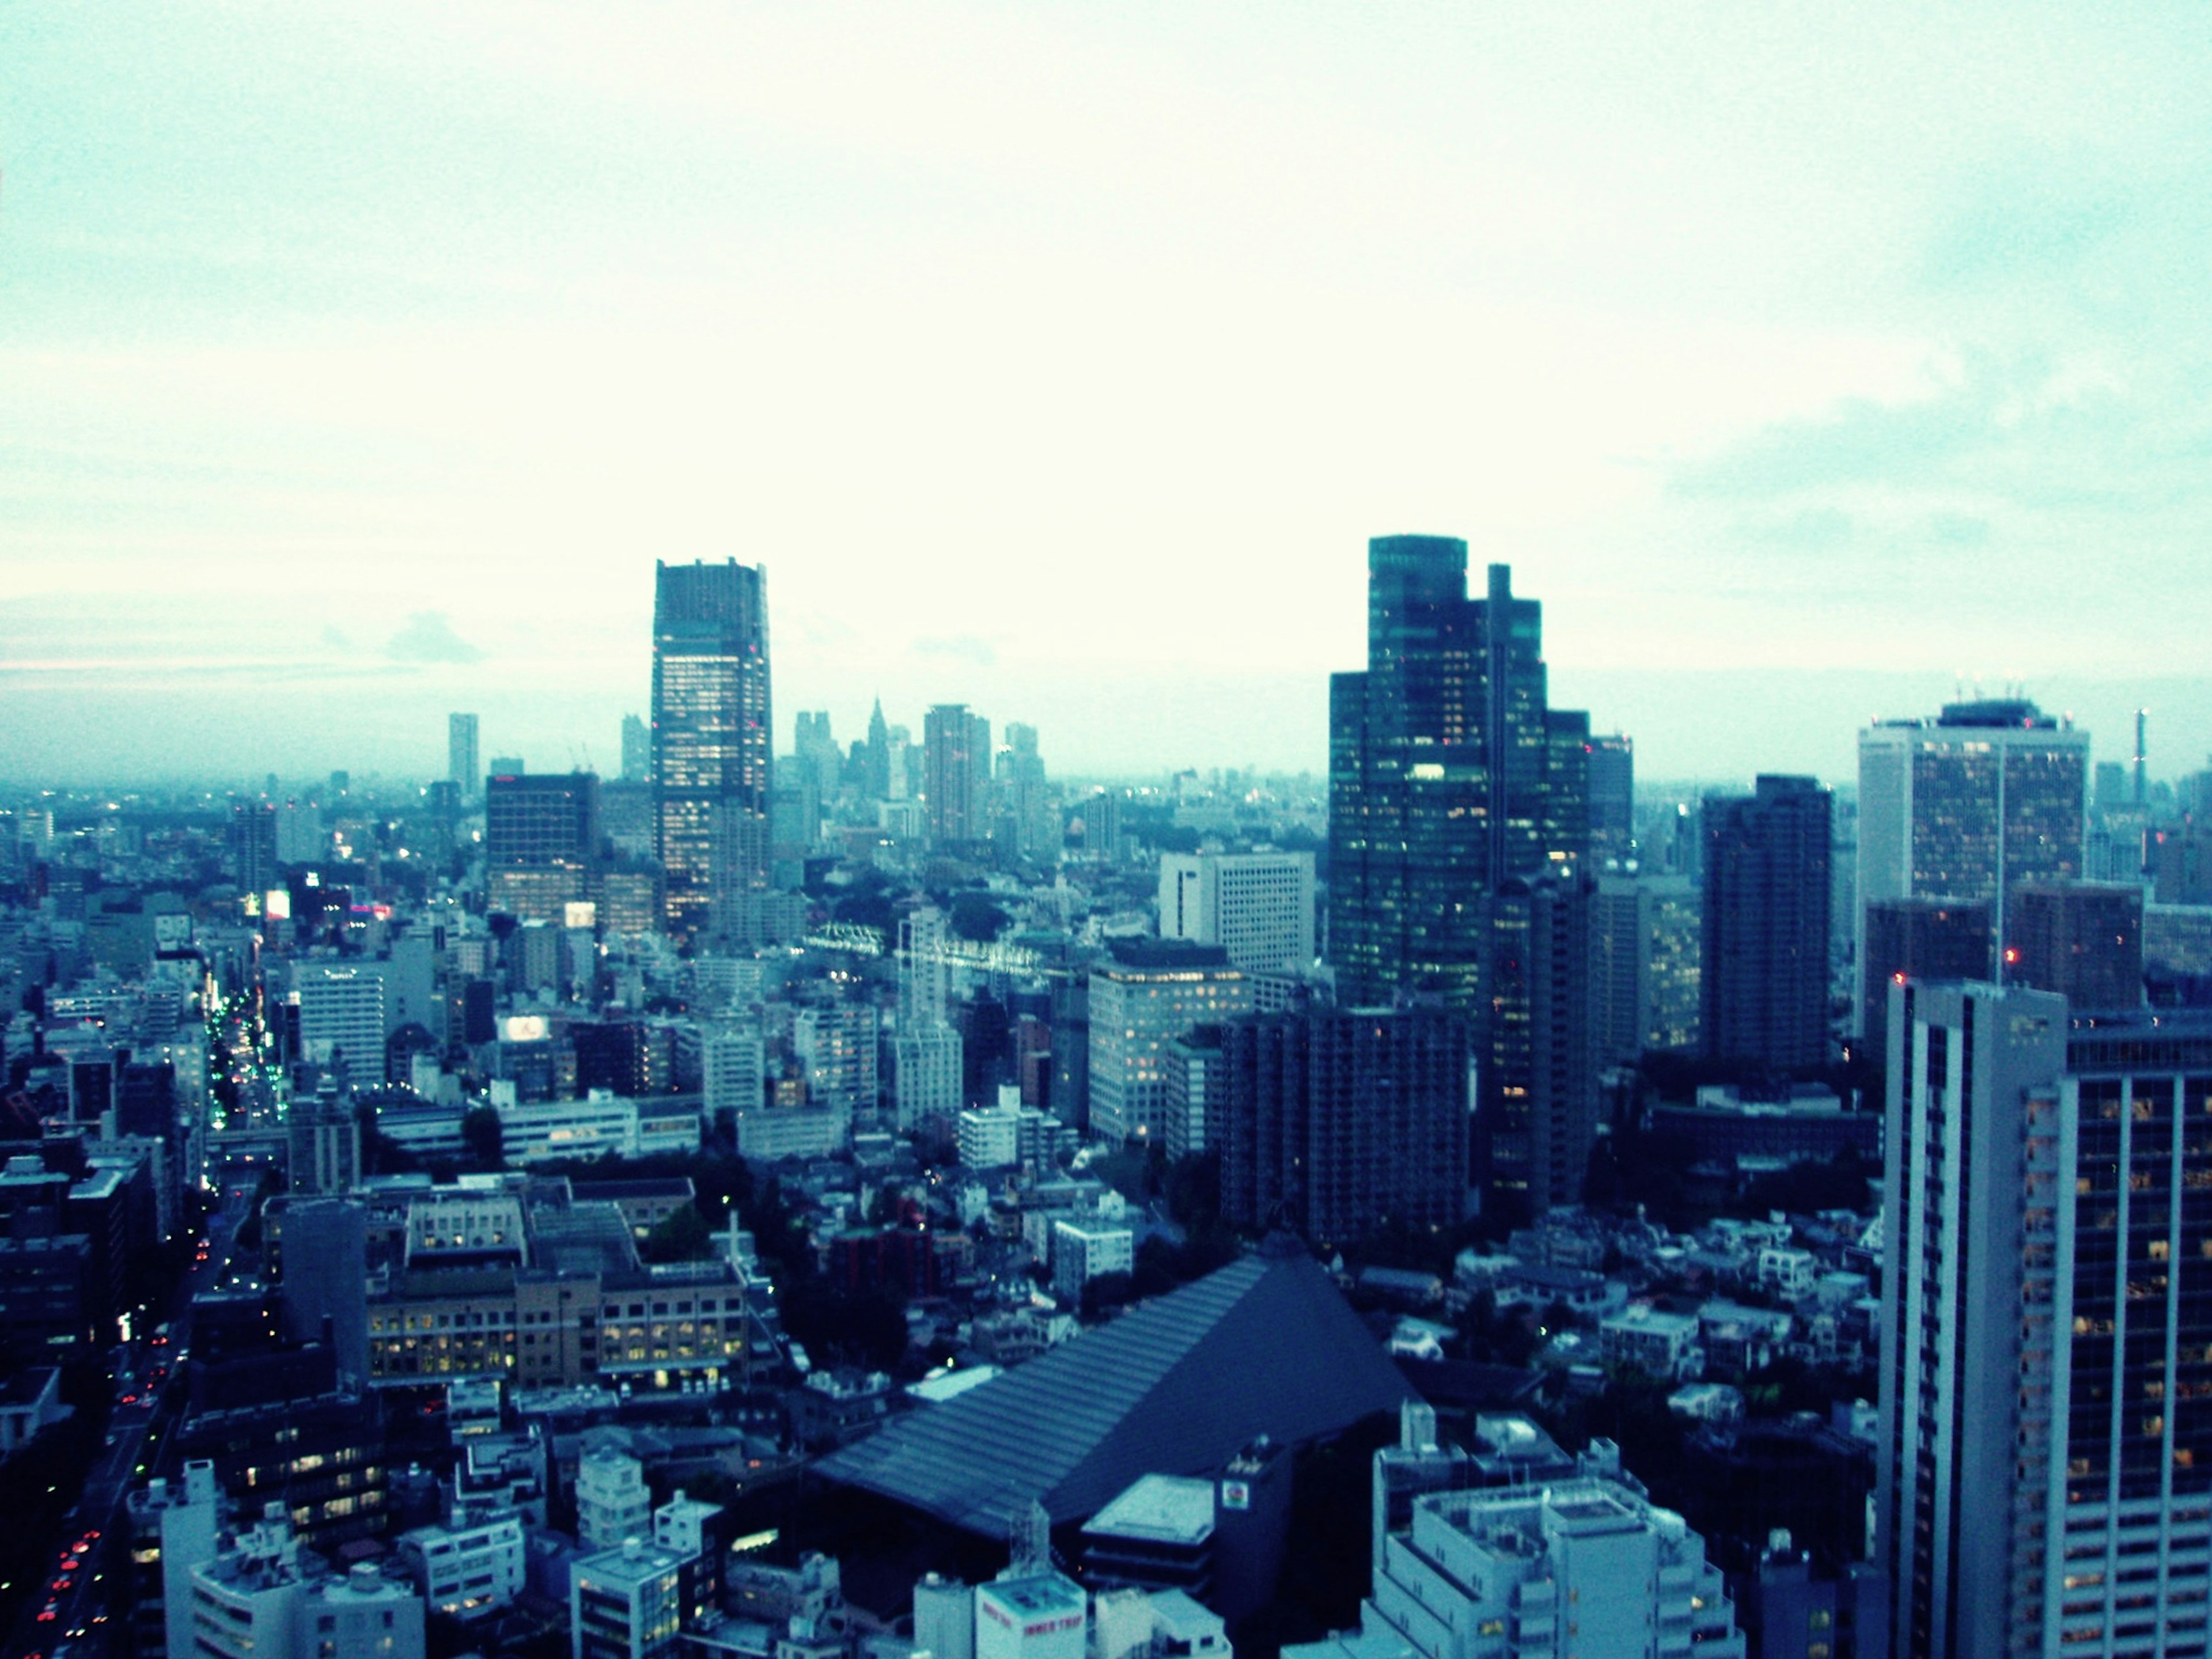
[
  {"x1": 923, "y1": 703, "x2": 986, "y2": 848},
  {"x1": 653, "y1": 558, "x2": 772, "y2": 940},
  {"x1": 1702, "y1": 776, "x2": 1832, "y2": 1071},
  {"x1": 2008, "y1": 879, "x2": 2144, "y2": 1010},
  {"x1": 1217, "y1": 1003, "x2": 1469, "y2": 1246},
  {"x1": 1857, "y1": 697, "x2": 2089, "y2": 979},
  {"x1": 1587, "y1": 732, "x2": 1635, "y2": 866},
  {"x1": 1591, "y1": 872, "x2": 1702, "y2": 1065},
  {"x1": 620, "y1": 713, "x2": 650, "y2": 783},
  {"x1": 449, "y1": 712, "x2": 480, "y2": 801},
  {"x1": 1858, "y1": 897, "x2": 1990, "y2": 1075},
  {"x1": 2135, "y1": 707, "x2": 2150, "y2": 806},
  {"x1": 228, "y1": 801, "x2": 279, "y2": 893},
  {"x1": 1158, "y1": 850, "x2": 1317, "y2": 973},
  {"x1": 484, "y1": 771, "x2": 601, "y2": 922},
  {"x1": 865, "y1": 698, "x2": 892, "y2": 800},
  {"x1": 794, "y1": 710, "x2": 842, "y2": 800},
  {"x1": 1483, "y1": 872, "x2": 1598, "y2": 1219},
  {"x1": 1328, "y1": 537, "x2": 1591, "y2": 1013},
  {"x1": 1876, "y1": 985, "x2": 2212, "y2": 1659},
  {"x1": 998, "y1": 722, "x2": 1056, "y2": 861},
  {"x1": 896, "y1": 908, "x2": 965, "y2": 1128},
  {"x1": 1087, "y1": 941, "x2": 1254, "y2": 1143}
]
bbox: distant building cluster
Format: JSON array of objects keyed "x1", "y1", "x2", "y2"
[{"x1": 3, "y1": 536, "x2": 2210, "y2": 1655}]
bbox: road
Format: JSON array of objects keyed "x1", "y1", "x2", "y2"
[{"x1": 6, "y1": 1184, "x2": 249, "y2": 1659}]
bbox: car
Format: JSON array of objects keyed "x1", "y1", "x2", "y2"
[{"x1": 37, "y1": 1603, "x2": 58, "y2": 1622}]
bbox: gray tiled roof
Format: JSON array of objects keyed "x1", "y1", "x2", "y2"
[{"x1": 816, "y1": 1247, "x2": 1410, "y2": 1536}]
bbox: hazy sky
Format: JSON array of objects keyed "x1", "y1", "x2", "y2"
[{"x1": 4, "y1": 4, "x2": 2209, "y2": 788}]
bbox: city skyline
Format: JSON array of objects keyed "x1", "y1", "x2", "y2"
[{"x1": 5, "y1": 6, "x2": 2211, "y2": 787}]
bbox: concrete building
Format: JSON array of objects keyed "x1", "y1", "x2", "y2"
[
  {"x1": 572, "y1": 1537, "x2": 688, "y2": 1659},
  {"x1": 1592, "y1": 872, "x2": 1700, "y2": 1063},
  {"x1": 794, "y1": 1002, "x2": 879, "y2": 1120},
  {"x1": 126, "y1": 1459, "x2": 219, "y2": 1659},
  {"x1": 486, "y1": 771, "x2": 603, "y2": 923},
  {"x1": 2006, "y1": 878, "x2": 2143, "y2": 1010},
  {"x1": 1087, "y1": 941, "x2": 1252, "y2": 1144},
  {"x1": 1857, "y1": 698, "x2": 2090, "y2": 978},
  {"x1": 1858, "y1": 896, "x2": 1990, "y2": 1074},
  {"x1": 1288, "y1": 1470, "x2": 1745, "y2": 1659},
  {"x1": 286, "y1": 1095, "x2": 361, "y2": 1197},
  {"x1": 1702, "y1": 777, "x2": 1832, "y2": 1071},
  {"x1": 449, "y1": 713, "x2": 480, "y2": 801},
  {"x1": 1876, "y1": 985, "x2": 2212, "y2": 1657},
  {"x1": 1051, "y1": 1220, "x2": 1134, "y2": 1300},
  {"x1": 184, "y1": 1505, "x2": 424, "y2": 1659},
  {"x1": 577, "y1": 1445, "x2": 654, "y2": 1551},
  {"x1": 924, "y1": 703, "x2": 990, "y2": 849},
  {"x1": 1158, "y1": 850, "x2": 1316, "y2": 974},
  {"x1": 700, "y1": 1022, "x2": 766, "y2": 1124},
  {"x1": 396, "y1": 1512, "x2": 525, "y2": 1623},
  {"x1": 290, "y1": 963, "x2": 386, "y2": 1076}
]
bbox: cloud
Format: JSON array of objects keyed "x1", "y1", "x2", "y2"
[
  {"x1": 383, "y1": 611, "x2": 486, "y2": 665},
  {"x1": 321, "y1": 624, "x2": 354, "y2": 650},
  {"x1": 912, "y1": 633, "x2": 997, "y2": 668}
]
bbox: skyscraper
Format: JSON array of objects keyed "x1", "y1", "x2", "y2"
[
  {"x1": 652, "y1": 559, "x2": 771, "y2": 939},
  {"x1": 448, "y1": 713, "x2": 480, "y2": 801},
  {"x1": 1328, "y1": 539, "x2": 1590, "y2": 1010},
  {"x1": 923, "y1": 703, "x2": 987, "y2": 849},
  {"x1": 1857, "y1": 697, "x2": 2089, "y2": 988},
  {"x1": 620, "y1": 713, "x2": 650, "y2": 783},
  {"x1": 1586, "y1": 732, "x2": 1635, "y2": 866},
  {"x1": 1702, "y1": 775, "x2": 1832, "y2": 1071},
  {"x1": 1592, "y1": 872, "x2": 1702, "y2": 1064},
  {"x1": 2007, "y1": 879, "x2": 2143, "y2": 1010},
  {"x1": 1328, "y1": 537, "x2": 1593, "y2": 1221},
  {"x1": 1858, "y1": 896, "x2": 1990, "y2": 1076},
  {"x1": 485, "y1": 770, "x2": 602, "y2": 923},
  {"x1": 1877, "y1": 986, "x2": 2212, "y2": 1658}
]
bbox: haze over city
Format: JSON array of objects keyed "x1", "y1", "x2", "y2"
[{"x1": 7, "y1": 4, "x2": 2211, "y2": 785}]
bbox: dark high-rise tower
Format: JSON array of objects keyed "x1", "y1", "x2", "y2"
[
  {"x1": 652, "y1": 559, "x2": 771, "y2": 939},
  {"x1": 1702, "y1": 775, "x2": 1832, "y2": 1070},
  {"x1": 1328, "y1": 538, "x2": 1590, "y2": 1009},
  {"x1": 1328, "y1": 538, "x2": 1593, "y2": 1222}
]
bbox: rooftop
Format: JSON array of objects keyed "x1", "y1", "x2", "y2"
[{"x1": 1084, "y1": 1475, "x2": 1217, "y2": 1547}]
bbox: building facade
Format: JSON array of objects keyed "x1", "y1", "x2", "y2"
[
  {"x1": 1158, "y1": 850, "x2": 1317, "y2": 974},
  {"x1": 1702, "y1": 776, "x2": 1832, "y2": 1071},
  {"x1": 652, "y1": 559, "x2": 772, "y2": 940}
]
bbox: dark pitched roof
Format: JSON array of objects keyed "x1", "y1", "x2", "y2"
[{"x1": 816, "y1": 1248, "x2": 1410, "y2": 1537}]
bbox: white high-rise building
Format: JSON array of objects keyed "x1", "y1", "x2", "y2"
[
  {"x1": 1856, "y1": 698, "x2": 2089, "y2": 1024},
  {"x1": 1288, "y1": 1448, "x2": 1745, "y2": 1659},
  {"x1": 1877, "y1": 984, "x2": 2212, "y2": 1658},
  {"x1": 794, "y1": 1003, "x2": 879, "y2": 1119},
  {"x1": 576, "y1": 1448, "x2": 653, "y2": 1551},
  {"x1": 897, "y1": 907, "x2": 964, "y2": 1128},
  {"x1": 701, "y1": 1024, "x2": 766, "y2": 1123},
  {"x1": 1158, "y1": 850, "x2": 1316, "y2": 974},
  {"x1": 1086, "y1": 943, "x2": 1252, "y2": 1144},
  {"x1": 290, "y1": 963, "x2": 387, "y2": 1076}
]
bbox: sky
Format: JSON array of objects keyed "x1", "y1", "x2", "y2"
[{"x1": 3, "y1": 3, "x2": 2210, "y2": 790}]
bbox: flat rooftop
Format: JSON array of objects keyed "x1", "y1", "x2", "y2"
[{"x1": 1084, "y1": 1474, "x2": 1216, "y2": 1547}]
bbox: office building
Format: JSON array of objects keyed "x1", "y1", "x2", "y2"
[
  {"x1": 287, "y1": 1094, "x2": 361, "y2": 1196},
  {"x1": 1858, "y1": 897, "x2": 1991, "y2": 1075},
  {"x1": 277, "y1": 1197, "x2": 369, "y2": 1384},
  {"x1": 700, "y1": 1022, "x2": 766, "y2": 1124},
  {"x1": 290, "y1": 963, "x2": 387, "y2": 1077},
  {"x1": 577, "y1": 1446, "x2": 653, "y2": 1550},
  {"x1": 896, "y1": 906, "x2": 965, "y2": 1130},
  {"x1": 1158, "y1": 850, "x2": 1317, "y2": 973},
  {"x1": 924, "y1": 703, "x2": 989, "y2": 849},
  {"x1": 572, "y1": 1537, "x2": 688, "y2": 1659},
  {"x1": 396, "y1": 1513, "x2": 525, "y2": 1624},
  {"x1": 1482, "y1": 872, "x2": 1599, "y2": 1219},
  {"x1": 1328, "y1": 539, "x2": 1592, "y2": 1014},
  {"x1": 2007, "y1": 878, "x2": 2143, "y2": 1010},
  {"x1": 1087, "y1": 941, "x2": 1253, "y2": 1143},
  {"x1": 652, "y1": 559, "x2": 772, "y2": 939},
  {"x1": 620, "y1": 712, "x2": 650, "y2": 782},
  {"x1": 1592, "y1": 872, "x2": 1701, "y2": 1063},
  {"x1": 1877, "y1": 985, "x2": 2212, "y2": 1658},
  {"x1": 998, "y1": 721, "x2": 1059, "y2": 861},
  {"x1": 1702, "y1": 776, "x2": 1832, "y2": 1071},
  {"x1": 1857, "y1": 698, "x2": 2090, "y2": 977},
  {"x1": 1588, "y1": 732, "x2": 1635, "y2": 866},
  {"x1": 794, "y1": 1002, "x2": 880, "y2": 1119},
  {"x1": 486, "y1": 770, "x2": 603, "y2": 922},
  {"x1": 126, "y1": 1459, "x2": 221, "y2": 1659},
  {"x1": 449, "y1": 713, "x2": 480, "y2": 801},
  {"x1": 1287, "y1": 1461, "x2": 1746, "y2": 1659},
  {"x1": 185, "y1": 1506, "x2": 424, "y2": 1659},
  {"x1": 1161, "y1": 1026, "x2": 1226, "y2": 1160},
  {"x1": 1218, "y1": 1003, "x2": 1469, "y2": 1246}
]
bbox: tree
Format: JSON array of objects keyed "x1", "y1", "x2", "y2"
[
  {"x1": 641, "y1": 1203, "x2": 715, "y2": 1264},
  {"x1": 460, "y1": 1104, "x2": 505, "y2": 1171}
]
